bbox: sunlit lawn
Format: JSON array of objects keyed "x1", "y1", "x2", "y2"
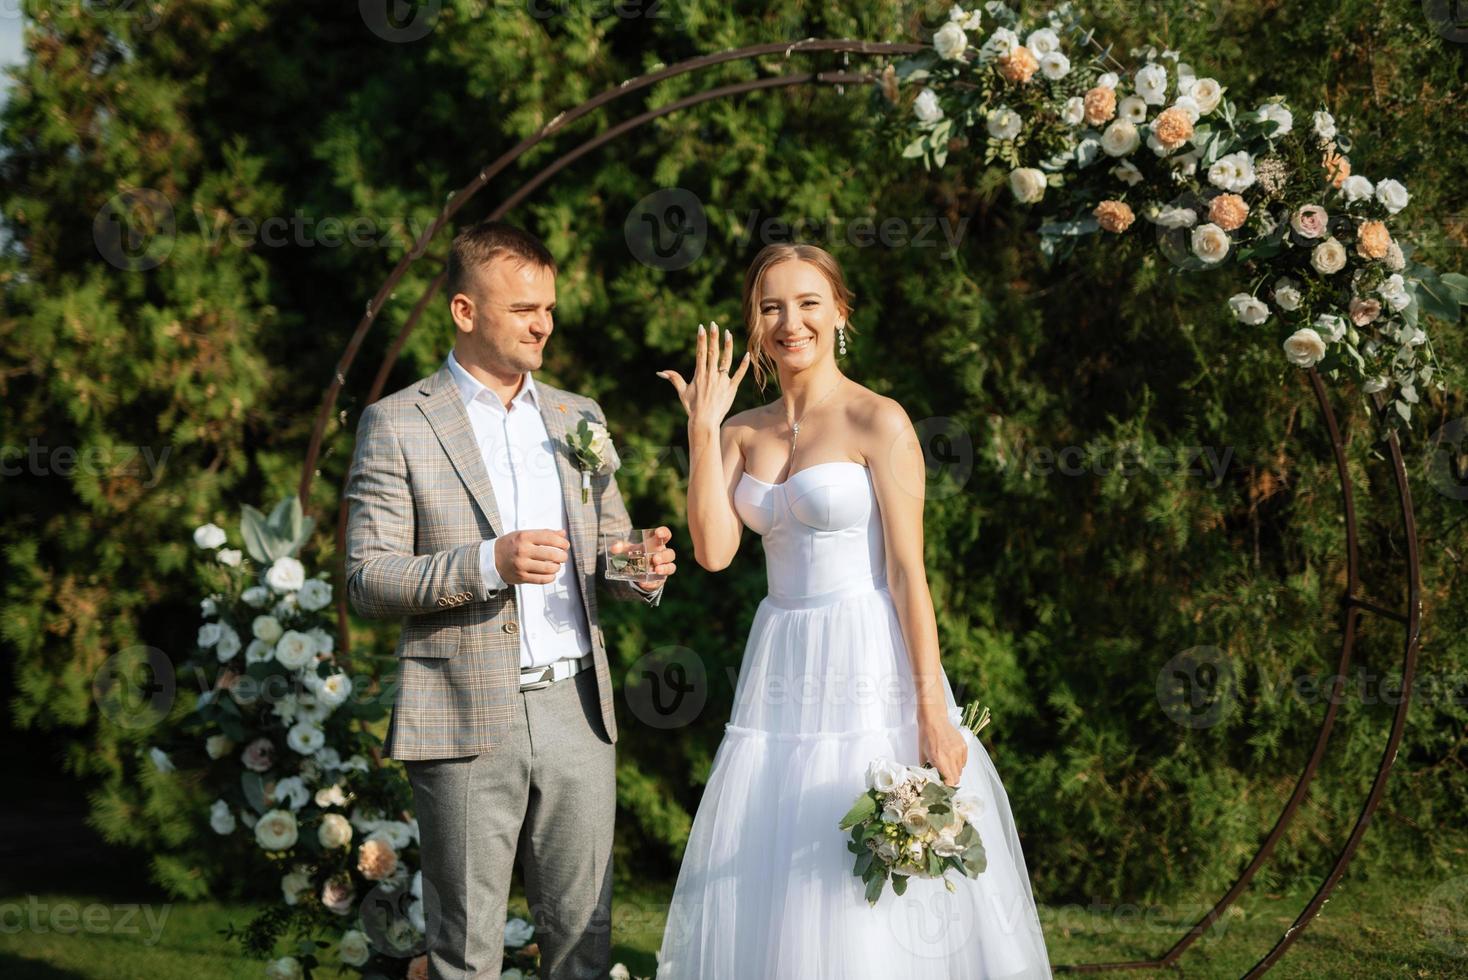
[{"x1": 2, "y1": 870, "x2": 1463, "y2": 979}]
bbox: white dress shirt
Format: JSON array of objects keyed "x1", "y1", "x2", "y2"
[{"x1": 448, "y1": 351, "x2": 595, "y2": 670}]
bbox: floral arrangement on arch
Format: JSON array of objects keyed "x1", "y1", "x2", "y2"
[
  {"x1": 887, "y1": 1, "x2": 1465, "y2": 433},
  {"x1": 146, "y1": 498, "x2": 543, "y2": 979}
]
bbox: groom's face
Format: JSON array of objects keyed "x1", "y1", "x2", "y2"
[{"x1": 452, "y1": 256, "x2": 557, "y2": 375}]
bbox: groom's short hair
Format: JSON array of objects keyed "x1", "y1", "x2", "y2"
[{"x1": 446, "y1": 220, "x2": 558, "y2": 302}]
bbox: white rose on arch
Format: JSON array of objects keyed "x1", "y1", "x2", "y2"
[
  {"x1": 986, "y1": 105, "x2": 1022, "y2": 141},
  {"x1": 913, "y1": 88, "x2": 944, "y2": 123},
  {"x1": 1283, "y1": 327, "x2": 1328, "y2": 367},
  {"x1": 1228, "y1": 293, "x2": 1270, "y2": 325},
  {"x1": 297, "y1": 578, "x2": 332, "y2": 611},
  {"x1": 1008, "y1": 167, "x2": 1047, "y2": 204},
  {"x1": 1190, "y1": 223, "x2": 1231, "y2": 264},
  {"x1": 933, "y1": 20, "x2": 968, "y2": 61}
]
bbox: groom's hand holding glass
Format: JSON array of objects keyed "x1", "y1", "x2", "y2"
[{"x1": 495, "y1": 527, "x2": 675, "y2": 589}]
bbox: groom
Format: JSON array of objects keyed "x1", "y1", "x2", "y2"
[{"x1": 345, "y1": 219, "x2": 676, "y2": 979}]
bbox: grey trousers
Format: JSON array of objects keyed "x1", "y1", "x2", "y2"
[{"x1": 404, "y1": 666, "x2": 616, "y2": 980}]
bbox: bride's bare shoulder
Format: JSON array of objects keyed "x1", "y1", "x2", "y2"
[
  {"x1": 843, "y1": 385, "x2": 911, "y2": 432},
  {"x1": 725, "y1": 402, "x2": 780, "y2": 432}
]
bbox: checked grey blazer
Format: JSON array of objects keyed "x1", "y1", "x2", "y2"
[{"x1": 345, "y1": 362, "x2": 662, "y2": 761}]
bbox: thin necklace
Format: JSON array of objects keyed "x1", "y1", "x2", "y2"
[{"x1": 787, "y1": 376, "x2": 843, "y2": 451}]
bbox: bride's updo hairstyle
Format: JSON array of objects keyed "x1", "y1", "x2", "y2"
[{"x1": 741, "y1": 242, "x2": 857, "y2": 392}]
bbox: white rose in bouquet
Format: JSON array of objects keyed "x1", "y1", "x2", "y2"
[
  {"x1": 865, "y1": 758, "x2": 906, "y2": 794},
  {"x1": 253, "y1": 615, "x2": 283, "y2": 643},
  {"x1": 209, "y1": 799, "x2": 236, "y2": 835},
  {"x1": 986, "y1": 105, "x2": 1022, "y2": 140},
  {"x1": 265, "y1": 956, "x2": 303, "y2": 980},
  {"x1": 288, "y1": 721, "x2": 326, "y2": 755},
  {"x1": 281, "y1": 866, "x2": 312, "y2": 905},
  {"x1": 255, "y1": 809, "x2": 299, "y2": 851},
  {"x1": 266, "y1": 556, "x2": 306, "y2": 594},
  {"x1": 193, "y1": 523, "x2": 226, "y2": 549},
  {"x1": 1311, "y1": 237, "x2": 1347, "y2": 275},
  {"x1": 274, "y1": 630, "x2": 317, "y2": 670},
  {"x1": 319, "y1": 813, "x2": 354, "y2": 849},
  {"x1": 1134, "y1": 63, "x2": 1169, "y2": 105},
  {"x1": 338, "y1": 929, "x2": 371, "y2": 967},
  {"x1": 215, "y1": 625, "x2": 241, "y2": 662},
  {"x1": 242, "y1": 585, "x2": 270, "y2": 608},
  {"x1": 297, "y1": 578, "x2": 332, "y2": 611},
  {"x1": 1207, "y1": 151, "x2": 1256, "y2": 192},
  {"x1": 952, "y1": 787, "x2": 986, "y2": 824},
  {"x1": 1117, "y1": 95, "x2": 1148, "y2": 124},
  {"x1": 505, "y1": 917, "x2": 536, "y2": 947},
  {"x1": 1100, "y1": 119, "x2": 1139, "y2": 157},
  {"x1": 1024, "y1": 27, "x2": 1059, "y2": 55},
  {"x1": 1188, "y1": 77, "x2": 1223, "y2": 114},
  {"x1": 1039, "y1": 51, "x2": 1070, "y2": 80}
]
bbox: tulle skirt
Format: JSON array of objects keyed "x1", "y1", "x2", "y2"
[{"x1": 656, "y1": 583, "x2": 1053, "y2": 979}]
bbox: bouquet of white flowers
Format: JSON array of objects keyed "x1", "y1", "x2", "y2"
[{"x1": 840, "y1": 701, "x2": 993, "y2": 905}]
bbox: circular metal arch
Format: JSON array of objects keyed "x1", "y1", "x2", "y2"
[{"x1": 295, "y1": 40, "x2": 1424, "y2": 978}]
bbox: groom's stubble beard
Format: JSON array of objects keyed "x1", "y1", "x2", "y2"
[{"x1": 463, "y1": 307, "x2": 546, "y2": 380}]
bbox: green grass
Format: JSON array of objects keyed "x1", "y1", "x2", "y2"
[{"x1": 2, "y1": 870, "x2": 1464, "y2": 979}]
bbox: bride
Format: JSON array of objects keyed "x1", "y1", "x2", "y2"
[{"x1": 652, "y1": 242, "x2": 1053, "y2": 978}]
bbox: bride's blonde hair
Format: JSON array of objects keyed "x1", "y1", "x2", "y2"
[{"x1": 740, "y1": 243, "x2": 856, "y2": 392}]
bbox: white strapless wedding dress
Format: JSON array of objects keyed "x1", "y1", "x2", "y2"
[{"x1": 655, "y1": 460, "x2": 1053, "y2": 978}]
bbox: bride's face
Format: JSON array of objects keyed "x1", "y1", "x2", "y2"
[{"x1": 757, "y1": 260, "x2": 841, "y2": 373}]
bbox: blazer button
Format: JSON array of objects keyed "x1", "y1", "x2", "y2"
[{"x1": 502, "y1": 621, "x2": 519, "y2": 634}]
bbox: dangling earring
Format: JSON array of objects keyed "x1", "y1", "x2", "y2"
[{"x1": 837, "y1": 322, "x2": 847, "y2": 357}]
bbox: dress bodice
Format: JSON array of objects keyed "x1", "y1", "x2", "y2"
[{"x1": 733, "y1": 460, "x2": 887, "y2": 605}]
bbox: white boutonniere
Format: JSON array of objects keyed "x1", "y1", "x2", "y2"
[{"x1": 565, "y1": 418, "x2": 620, "y2": 503}]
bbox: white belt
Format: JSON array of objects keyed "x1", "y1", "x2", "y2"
[{"x1": 519, "y1": 652, "x2": 593, "y2": 692}]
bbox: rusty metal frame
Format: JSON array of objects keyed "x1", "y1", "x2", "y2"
[{"x1": 294, "y1": 40, "x2": 1424, "y2": 978}]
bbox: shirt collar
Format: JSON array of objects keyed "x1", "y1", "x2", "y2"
[{"x1": 446, "y1": 350, "x2": 539, "y2": 412}]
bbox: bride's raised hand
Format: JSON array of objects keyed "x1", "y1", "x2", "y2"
[{"x1": 656, "y1": 321, "x2": 750, "y2": 430}]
